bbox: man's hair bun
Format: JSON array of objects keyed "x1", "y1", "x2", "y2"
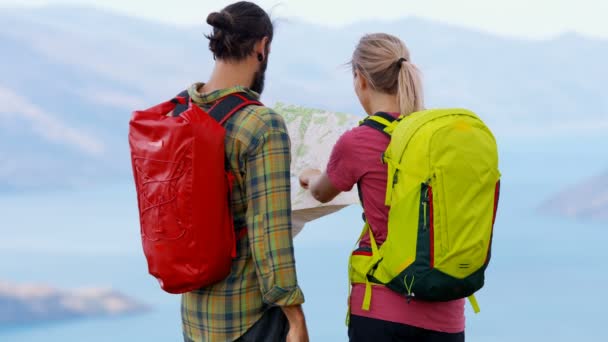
[{"x1": 207, "y1": 11, "x2": 234, "y2": 31}]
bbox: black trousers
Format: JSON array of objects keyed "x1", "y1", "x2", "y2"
[
  {"x1": 348, "y1": 315, "x2": 465, "y2": 342},
  {"x1": 236, "y1": 307, "x2": 290, "y2": 342}
]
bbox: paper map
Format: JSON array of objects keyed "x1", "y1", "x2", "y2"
[{"x1": 274, "y1": 103, "x2": 361, "y2": 236}]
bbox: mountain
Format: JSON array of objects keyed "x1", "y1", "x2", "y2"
[
  {"x1": 1, "y1": 5, "x2": 607, "y2": 190},
  {"x1": 0, "y1": 280, "x2": 148, "y2": 326},
  {"x1": 540, "y1": 171, "x2": 608, "y2": 220}
]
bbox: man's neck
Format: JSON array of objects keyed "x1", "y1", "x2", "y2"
[{"x1": 202, "y1": 60, "x2": 255, "y2": 94}]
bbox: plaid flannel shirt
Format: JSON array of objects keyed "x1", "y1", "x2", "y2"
[{"x1": 181, "y1": 83, "x2": 304, "y2": 342}]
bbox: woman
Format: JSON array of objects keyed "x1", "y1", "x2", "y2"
[{"x1": 299, "y1": 33, "x2": 465, "y2": 341}]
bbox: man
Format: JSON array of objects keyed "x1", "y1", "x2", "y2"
[{"x1": 180, "y1": 2, "x2": 308, "y2": 341}]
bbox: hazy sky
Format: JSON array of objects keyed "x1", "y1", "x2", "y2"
[{"x1": 1, "y1": 0, "x2": 607, "y2": 39}]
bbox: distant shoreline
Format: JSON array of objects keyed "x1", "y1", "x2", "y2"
[{"x1": 0, "y1": 281, "x2": 150, "y2": 328}]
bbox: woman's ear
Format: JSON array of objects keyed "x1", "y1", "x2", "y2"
[
  {"x1": 356, "y1": 71, "x2": 368, "y2": 91},
  {"x1": 354, "y1": 69, "x2": 372, "y2": 115}
]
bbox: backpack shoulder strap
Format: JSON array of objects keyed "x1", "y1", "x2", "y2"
[
  {"x1": 170, "y1": 90, "x2": 262, "y2": 124},
  {"x1": 208, "y1": 92, "x2": 262, "y2": 125},
  {"x1": 171, "y1": 90, "x2": 190, "y2": 117},
  {"x1": 359, "y1": 112, "x2": 398, "y2": 137},
  {"x1": 356, "y1": 112, "x2": 399, "y2": 221}
]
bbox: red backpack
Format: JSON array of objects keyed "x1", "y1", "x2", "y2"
[{"x1": 128, "y1": 90, "x2": 261, "y2": 294}]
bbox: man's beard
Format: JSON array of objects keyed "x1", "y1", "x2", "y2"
[{"x1": 250, "y1": 57, "x2": 268, "y2": 95}]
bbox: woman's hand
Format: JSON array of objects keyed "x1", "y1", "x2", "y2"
[
  {"x1": 299, "y1": 168, "x2": 322, "y2": 189},
  {"x1": 299, "y1": 169, "x2": 341, "y2": 203}
]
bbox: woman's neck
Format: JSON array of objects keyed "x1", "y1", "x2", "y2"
[{"x1": 367, "y1": 92, "x2": 400, "y2": 115}]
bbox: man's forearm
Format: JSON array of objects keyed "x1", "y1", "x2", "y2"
[
  {"x1": 282, "y1": 305, "x2": 309, "y2": 342},
  {"x1": 281, "y1": 305, "x2": 306, "y2": 326}
]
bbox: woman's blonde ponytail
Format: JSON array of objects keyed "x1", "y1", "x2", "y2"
[
  {"x1": 352, "y1": 33, "x2": 424, "y2": 116},
  {"x1": 397, "y1": 59, "x2": 424, "y2": 115}
]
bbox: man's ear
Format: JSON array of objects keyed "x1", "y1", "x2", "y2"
[{"x1": 255, "y1": 37, "x2": 270, "y2": 60}]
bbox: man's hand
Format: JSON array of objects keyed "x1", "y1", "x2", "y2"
[
  {"x1": 282, "y1": 305, "x2": 309, "y2": 342},
  {"x1": 286, "y1": 321, "x2": 309, "y2": 342},
  {"x1": 299, "y1": 168, "x2": 322, "y2": 189}
]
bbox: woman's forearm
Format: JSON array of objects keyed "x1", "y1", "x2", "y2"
[{"x1": 309, "y1": 172, "x2": 341, "y2": 203}]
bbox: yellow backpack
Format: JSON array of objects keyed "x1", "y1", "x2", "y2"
[{"x1": 349, "y1": 109, "x2": 500, "y2": 315}]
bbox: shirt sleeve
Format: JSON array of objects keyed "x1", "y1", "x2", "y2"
[
  {"x1": 326, "y1": 129, "x2": 364, "y2": 192},
  {"x1": 245, "y1": 116, "x2": 305, "y2": 307}
]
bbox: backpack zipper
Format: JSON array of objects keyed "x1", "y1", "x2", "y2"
[
  {"x1": 422, "y1": 201, "x2": 427, "y2": 230},
  {"x1": 422, "y1": 183, "x2": 430, "y2": 231}
]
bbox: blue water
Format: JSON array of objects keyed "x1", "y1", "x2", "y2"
[{"x1": 1, "y1": 136, "x2": 607, "y2": 341}]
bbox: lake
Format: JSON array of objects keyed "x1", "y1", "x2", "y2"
[{"x1": 0, "y1": 135, "x2": 606, "y2": 341}]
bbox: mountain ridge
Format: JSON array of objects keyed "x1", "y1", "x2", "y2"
[
  {"x1": 540, "y1": 171, "x2": 608, "y2": 221},
  {"x1": 5, "y1": 4, "x2": 608, "y2": 43},
  {"x1": 1, "y1": 5, "x2": 606, "y2": 191}
]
